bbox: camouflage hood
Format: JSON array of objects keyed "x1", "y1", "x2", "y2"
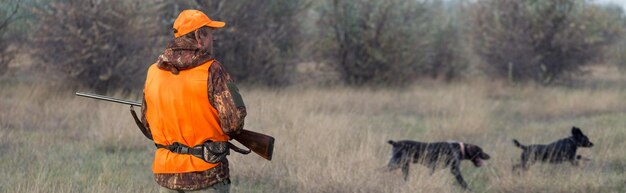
[{"x1": 156, "y1": 38, "x2": 213, "y2": 75}]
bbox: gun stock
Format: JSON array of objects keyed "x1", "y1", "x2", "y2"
[{"x1": 233, "y1": 129, "x2": 274, "y2": 161}]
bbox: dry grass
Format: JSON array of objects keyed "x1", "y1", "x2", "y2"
[{"x1": 1, "y1": 68, "x2": 626, "y2": 192}]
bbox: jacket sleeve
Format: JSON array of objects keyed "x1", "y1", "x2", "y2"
[
  {"x1": 208, "y1": 61, "x2": 247, "y2": 136},
  {"x1": 140, "y1": 93, "x2": 153, "y2": 139}
]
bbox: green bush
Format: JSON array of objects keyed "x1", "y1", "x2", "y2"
[
  {"x1": 31, "y1": 0, "x2": 165, "y2": 92},
  {"x1": 471, "y1": 0, "x2": 625, "y2": 84},
  {"x1": 318, "y1": 0, "x2": 434, "y2": 85},
  {"x1": 0, "y1": 0, "x2": 21, "y2": 76},
  {"x1": 192, "y1": 0, "x2": 311, "y2": 86},
  {"x1": 426, "y1": 1, "x2": 471, "y2": 81}
]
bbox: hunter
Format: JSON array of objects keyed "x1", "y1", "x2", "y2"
[{"x1": 140, "y1": 10, "x2": 246, "y2": 193}]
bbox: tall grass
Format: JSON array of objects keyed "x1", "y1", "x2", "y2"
[{"x1": 1, "y1": 68, "x2": 626, "y2": 192}]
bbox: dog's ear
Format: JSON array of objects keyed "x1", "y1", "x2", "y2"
[
  {"x1": 572, "y1": 126, "x2": 583, "y2": 136},
  {"x1": 481, "y1": 152, "x2": 491, "y2": 160},
  {"x1": 466, "y1": 145, "x2": 490, "y2": 159}
]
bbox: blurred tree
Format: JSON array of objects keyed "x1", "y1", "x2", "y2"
[
  {"x1": 427, "y1": 0, "x2": 470, "y2": 81},
  {"x1": 190, "y1": 0, "x2": 311, "y2": 86},
  {"x1": 318, "y1": 0, "x2": 434, "y2": 85},
  {"x1": 601, "y1": 6, "x2": 626, "y2": 72},
  {"x1": 471, "y1": 0, "x2": 625, "y2": 84},
  {"x1": 611, "y1": 39, "x2": 626, "y2": 72},
  {"x1": 31, "y1": 0, "x2": 165, "y2": 93},
  {"x1": 0, "y1": 0, "x2": 21, "y2": 76}
]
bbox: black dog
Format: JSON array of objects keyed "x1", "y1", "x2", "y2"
[
  {"x1": 386, "y1": 140, "x2": 491, "y2": 190},
  {"x1": 512, "y1": 126, "x2": 593, "y2": 171}
]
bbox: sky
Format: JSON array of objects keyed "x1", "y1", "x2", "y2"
[{"x1": 598, "y1": 0, "x2": 626, "y2": 9}]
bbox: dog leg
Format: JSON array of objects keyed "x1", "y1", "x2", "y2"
[
  {"x1": 512, "y1": 159, "x2": 527, "y2": 172},
  {"x1": 386, "y1": 151, "x2": 406, "y2": 172},
  {"x1": 519, "y1": 152, "x2": 531, "y2": 170},
  {"x1": 451, "y1": 163, "x2": 469, "y2": 190},
  {"x1": 570, "y1": 159, "x2": 580, "y2": 166},
  {"x1": 512, "y1": 163, "x2": 522, "y2": 172},
  {"x1": 570, "y1": 155, "x2": 580, "y2": 166},
  {"x1": 402, "y1": 162, "x2": 410, "y2": 181},
  {"x1": 386, "y1": 160, "x2": 402, "y2": 171},
  {"x1": 576, "y1": 155, "x2": 592, "y2": 162}
]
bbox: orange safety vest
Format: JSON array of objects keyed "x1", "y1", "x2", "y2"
[{"x1": 144, "y1": 60, "x2": 229, "y2": 173}]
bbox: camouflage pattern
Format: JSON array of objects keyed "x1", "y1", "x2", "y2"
[
  {"x1": 155, "y1": 38, "x2": 214, "y2": 75},
  {"x1": 159, "y1": 181, "x2": 230, "y2": 193},
  {"x1": 154, "y1": 160, "x2": 230, "y2": 191},
  {"x1": 208, "y1": 61, "x2": 247, "y2": 135},
  {"x1": 140, "y1": 35, "x2": 246, "y2": 190}
]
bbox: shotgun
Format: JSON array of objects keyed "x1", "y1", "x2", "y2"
[{"x1": 76, "y1": 91, "x2": 274, "y2": 161}]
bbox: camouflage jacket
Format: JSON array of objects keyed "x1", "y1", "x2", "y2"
[{"x1": 140, "y1": 37, "x2": 246, "y2": 190}]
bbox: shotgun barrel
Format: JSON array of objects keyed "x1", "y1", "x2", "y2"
[{"x1": 76, "y1": 91, "x2": 141, "y2": 106}]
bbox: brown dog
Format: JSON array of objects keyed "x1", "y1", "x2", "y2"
[{"x1": 386, "y1": 140, "x2": 491, "y2": 190}]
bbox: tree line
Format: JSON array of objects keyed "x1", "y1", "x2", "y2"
[{"x1": 0, "y1": 0, "x2": 624, "y2": 92}]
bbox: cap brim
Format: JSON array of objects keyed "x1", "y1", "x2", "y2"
[{"x1": 206, "y1": 21, "x2": 225, "y2": 28}]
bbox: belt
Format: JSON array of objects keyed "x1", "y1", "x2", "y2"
[
  {"x1": 155, "y1": 141, "x2": 251, "y2": 163},
  {"x1": 155, "y1": 142, "x2": 204, "y2": 159}
]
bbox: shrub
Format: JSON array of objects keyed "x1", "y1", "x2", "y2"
[
  {"x1": 471, "y1": 0, "x2": 625, "y2": 84},
  {"x1": 318, "y1": 0, "x2": 434, "y2": 85},
  {"x1": 426, "y1": 1, "x2": 471, "y2": 81},
  {"x1": 31, "y1": 0, "x2": 165, "y2": 92},
  {"x1": 0, "y1": 0, "x2": 21, "y2": 76},
  {"x1": 191, "y1": 0, "x2": 310, "y2": 86}
]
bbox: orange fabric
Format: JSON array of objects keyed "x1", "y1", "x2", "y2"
[
  {"x1": 173, "y1": 10, "x2": 225, "y2": 38},
  {"x1": 145, "y1": 60, "x2": 230, "y2": 173}
]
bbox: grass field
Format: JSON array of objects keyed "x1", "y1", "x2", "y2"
[{"x1": 1, "y1": 66, "x2": 626, "y2": 192}]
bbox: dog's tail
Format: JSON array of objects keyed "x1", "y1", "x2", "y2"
[
  {"x1": 512, "y1": 139, "x2": 527, "y2": 149},
  {"x1": 388, "y1": 140, "x2": 405, "y2": 148}
]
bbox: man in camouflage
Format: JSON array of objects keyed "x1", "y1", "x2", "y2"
[{"x1": 139, "y1": 10, "x2": 246, "y2": 193}]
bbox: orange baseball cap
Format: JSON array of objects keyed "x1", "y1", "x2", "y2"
[{"x1": 173, "y1": 10, "x2": 225, "y2": 38}]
